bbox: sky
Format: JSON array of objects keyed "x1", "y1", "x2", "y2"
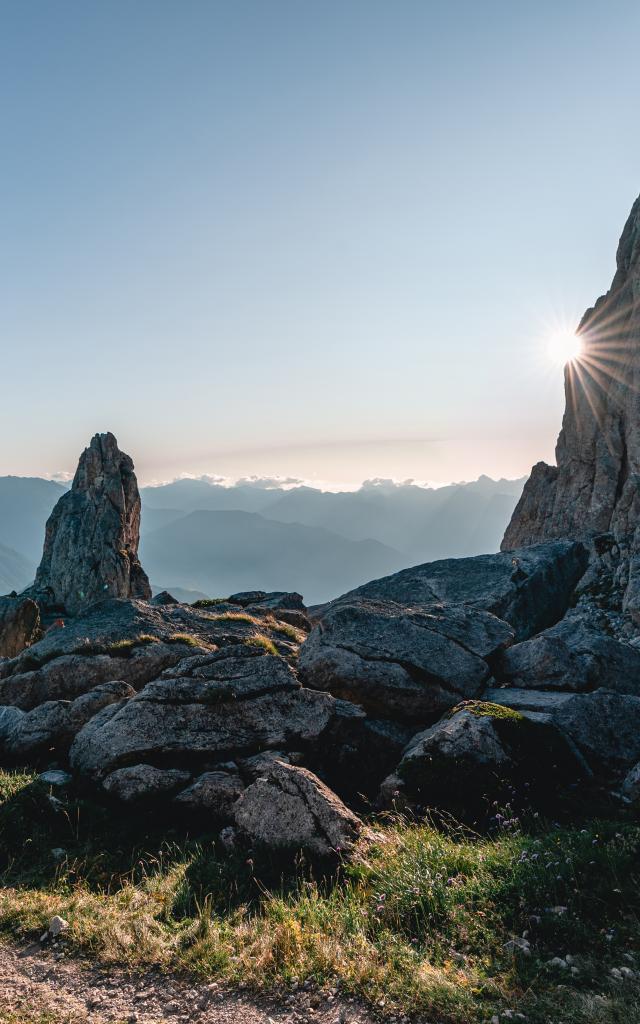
[{"x1": 2, "y1": 0, "x2": 640, "y2": 488}]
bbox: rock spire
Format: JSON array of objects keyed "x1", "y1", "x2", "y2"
[{"x1": 32, "y1": 433, "x2": 151, "y2": 614}]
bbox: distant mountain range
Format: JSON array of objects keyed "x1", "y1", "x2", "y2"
[{"x1": 0, "y1": 473, "x2": 525, "y2": 604}]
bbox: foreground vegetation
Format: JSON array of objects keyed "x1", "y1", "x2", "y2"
[{"x1": 0, "y1": 769, "x2": 638, "y2": 1023}]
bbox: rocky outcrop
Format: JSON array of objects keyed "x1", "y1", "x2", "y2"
[
  {"x1": 299, "y1": 542, "x2": 589, "y2": 724},
  {"x1": 0, "y1": 596, "x2": 40, "y2": 658},
  {"x1": 0, "y1": 596, "x2": 304, "y2": 709},
  {"x1": 502, "y1": 196, "x2": 640, "y2": 624},
  {"x1": 494, "y1": 618, "x2": 640, "y2": 695},
  {"x1": 69, "y1": 646, "x2": 365, "y2": 781},
  {"x1": 381, "y1": 700, "x2": 586, "y2": 811},
  {"x1": 299, "y1": 598, "x2": 513, "y2": 721},
  {"x1": 234, "y1": 759, "x2": 362, "y2": 857},
  {"x1": 317, "y1": 541, "x2": 588, "y2": 642},
  {"x1": 31, "y1": 433, "x2": 151, "y2": 614}
]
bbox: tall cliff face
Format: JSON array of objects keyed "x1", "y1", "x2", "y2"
[
  {"x1": 503, "y1": 195, "x2": 640, "y2": 621},
  {"x1": 33, "y1": 433, "x2": 151, "y2": 614}
]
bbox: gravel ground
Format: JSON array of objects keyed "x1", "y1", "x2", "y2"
[{"x1": 0, "y1": 942, "x2": 383, "y2": 1024}]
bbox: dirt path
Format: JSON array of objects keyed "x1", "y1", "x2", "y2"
[{"x1": 0, "y1": 942, "x2": 384, "y2": 1024}]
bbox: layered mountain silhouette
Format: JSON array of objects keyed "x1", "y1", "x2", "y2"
[{"x1": 0, "y1": 473, "x2": 525, "y2": 603}]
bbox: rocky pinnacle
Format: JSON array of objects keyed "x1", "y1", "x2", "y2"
[
  {"x1": 502, "y1": 195, "x2": 640, "y2": 618},
  {"x1": 32, "y1": 432, "x2": 151, "y2": 614}
]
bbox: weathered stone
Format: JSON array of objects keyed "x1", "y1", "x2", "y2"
[
  {"x1": 319, "y1": 542, "x2": 588, "y2": 642},
  {"x1": 229, "y1": 591, "x2": 305, "y2": 612},
  {"x1": 102, "y1": 764, "x2": 191, "y2": 802},
  {"x1": 238, "y1": 750, "x2": 293, "y2": 780},
  {"x1": 69, "y1": 647, "x2": 365, "y2": 781},
  {"x1": 387, "y1": 700, "x2": 586, "y2": 809},
  {"x1": 0, "y1": 706, "x2": 24, "y2": 742},
  {"x1": 30, "y1": 433, "x2": 151, "y2": 614},
  {"x1": 234, "y1": 759, "x2": 361, "y2": 857},
  {"x1": 485, "y1": 686, "x2": 640, "y2": 769},
  {"x1": 495, "y1": 618, "x2": 640, "y2": 694},
  {"x1": 299, "y1": 598, "x2": 513, "y2": 721},
  {"x1": 151, "y1": 590, "x2": 180, "y2": 606},
  {"x1": 173, "y1": 770, "x2": 245, "y2": 817},
  {"x1": 0, "y1": 596, "x2": 40, "y2": 658},
  {"x1": 0, "y1": 680, "x2": 134, "y2": 760},
  {"x1": 0, "y1": 645, "x2": 205, "y2": 711},
  {"x1": 38, "y1": 770, "x2": 73, "y2": 787}
]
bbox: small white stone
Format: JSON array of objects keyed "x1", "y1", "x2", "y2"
[
  {"x1": 48, "y1": 915, "x2": 69, "y2": 937},
  {"x1": 547, "y1": 957, "x2": 568, "y2": 969}
]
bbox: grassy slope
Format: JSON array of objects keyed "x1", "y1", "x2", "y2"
[{"x1": 0, "y1": 770, "x2": 638, "y2": 1023}]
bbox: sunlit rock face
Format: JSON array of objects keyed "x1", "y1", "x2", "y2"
[
  {"x1": 32, "y1": 433, "x2": 151, "y2": 614},
  {"x1": 503, "y1": 196, "x2": 640, "y2": 620}
]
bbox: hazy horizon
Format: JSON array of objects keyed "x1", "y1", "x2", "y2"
[
  {"x1": 6, "y1": 462, "x2": 528, "y2": 494},
  {"x1": 3, "y1": 1, "x2": 640, "y2": 485}
]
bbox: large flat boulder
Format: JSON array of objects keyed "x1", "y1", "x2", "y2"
[
  {"x1": 69, "y1": 647, "x2": 365, "y2": 781},
  {"x1": 317, "y1": 541, "x2": 588, "y2": 642},
  {"x1": 299, "y1": 598, "x2": 513, "y2": 721},
  {"x1": 495, "y1": 618, "x2": 640, "y2": 694}
]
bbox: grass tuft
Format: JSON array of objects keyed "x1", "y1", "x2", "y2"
[
  {"x1": 209, "y1": 613, "x2": 258, "y2": 625},
  {"x1": 246, "y1": 635, "x2": 279, "y2": 656},
  {"x1": 165, "y1": 633, "x2": 204, "y2": 648}
]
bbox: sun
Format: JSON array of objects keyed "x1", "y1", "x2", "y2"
[{"x1": 546, "y1": 328, "x2": 583, "y2": 367}]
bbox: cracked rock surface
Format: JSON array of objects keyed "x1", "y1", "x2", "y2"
[{"x1": 299, "y1": 597, "x2": 513, "y2": 721}]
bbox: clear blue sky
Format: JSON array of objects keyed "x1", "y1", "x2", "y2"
[{"x1": 2, "y1": 0, "x2": 639, "y2": 486}]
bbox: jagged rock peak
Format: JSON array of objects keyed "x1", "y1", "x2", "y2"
[
  {"x1": 32, "y1": 432, "x2": 151, "y2": 614},
  {"x1": 503, "y1": 196, "x2": 640, "y2": 574}
]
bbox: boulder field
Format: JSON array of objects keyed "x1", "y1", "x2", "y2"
[{"x1": 1, "y1": 529, "x2": 639, "y2": 854}]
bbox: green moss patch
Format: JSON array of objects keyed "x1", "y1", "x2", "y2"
[{"x1": 448, "y1": 699, "x2": 524, "y2": 722}]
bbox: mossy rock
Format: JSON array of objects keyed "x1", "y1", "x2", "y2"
[{"x1": 396, "y1": 701, "x2": 586, "y2": 816}]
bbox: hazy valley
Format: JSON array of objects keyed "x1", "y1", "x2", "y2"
[{"x1": 0, "y1": 473, "x2": 525, "y2": 604}]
